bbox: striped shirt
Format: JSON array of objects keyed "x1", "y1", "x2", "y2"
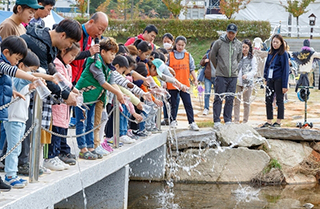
[
  {"x1": 113, "y1": 71, "x2": 145, "y2": 97},
  {"x1": 0, "y1": 62, "x2": 18, "y2": 77}
]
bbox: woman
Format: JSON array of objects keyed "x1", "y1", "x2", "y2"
[
  {"x1": 261, "y1": 34, "x2": 289, "y2": 128},
  {"x1": 234, "y1": 39, "x2": 257, "y2": 123}
]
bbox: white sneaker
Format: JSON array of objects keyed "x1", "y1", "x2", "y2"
[
  {"x1": 43, "y1": 158, "x2": 65, "y2": 171},
  {"x1": 119, "y1": 135, "x2": 135, "y2": 144},
  {"x1": 202, "y1": 108, "x2": 209, "y2": 115},
  {"x1": 95, "y1": 145, "x2": 110, "y2": 156},
  {"x1": 170, "y1": 120, "x2": 178, "y2": 128},
  {"x1": 40, "y1": 165, "x2": 52, "y2": 174},
  {"x1": 214, "y1": 122, "x2": 222, "y2": 127},
  {"x1": 189, "y1": 122, "x2": 199, "y2": 131},
  {"x1": 54, "y1": 157, "x2": 70, "y2": 170},
  {"x1": 225, "y1": 121, "x2": 233, "y2": 125}
]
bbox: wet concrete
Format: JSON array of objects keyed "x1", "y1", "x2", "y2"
[{"x1": 128, "y1": 181, "x2": 320, "y2": 209}]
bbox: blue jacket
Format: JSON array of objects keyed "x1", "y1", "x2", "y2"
[
  {"x1": 0, "y1": 54, "x2": 13, "y2": 121},
  {"x1": 264, "y1": 50, "x2": 289, "y2": 88}
]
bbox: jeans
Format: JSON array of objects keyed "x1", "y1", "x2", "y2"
[
  {"x1": 266, "y1": 78, "x2": 284, "y2": 120},
  {"x1": 169, "y1": 90, "x2": 194, "y2": 124},
  {"x1": 120, "y1": 104, "x2": 129, "y2": 136},
  {"x1": 75, "y1": 104, "x2": 96, "y2": 149},
  {"x1": 48, "y1": 126, "x2": 68, "y2": 159},
  {"x1": 204, "y1": 77, "x2": 215, "y2": 110},
  {"x1": 213, "y1": 77, "x2": 237, "y2": 123},
  {"x1": 3, "y1": 121, "x2": 25, "y2": 177}
]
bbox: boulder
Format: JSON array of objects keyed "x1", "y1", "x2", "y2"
[
  {"x1": 312, "y1": 142, "x2": 320, "y2": 153},
  {"x1": 170, "y1": 130, "x2": 216, "y2": 150},
  {"x1": 256, "y1": 128, "x2": 320, "y2": 141},
  {"x1": 173, "y1": 147, "x2": 270, "y2": 183},
  {"x1": 265, "y1": 139, "x2": 316, "y2": 184},
  {"x1": 215, "y1": 123, "x2": 266, "y2": 147}
]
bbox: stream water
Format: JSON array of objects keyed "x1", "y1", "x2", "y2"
[{"x1": 128, "y1": 181, "x2": 320, "y2": 209}]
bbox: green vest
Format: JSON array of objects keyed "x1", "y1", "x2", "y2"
[{"x1": 76, "y1": 54, "x2": 111, "y2": 104}]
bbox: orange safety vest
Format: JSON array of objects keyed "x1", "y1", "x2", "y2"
[{"x1": 167, "y1": 51, "x2": 190, "y2": 90}]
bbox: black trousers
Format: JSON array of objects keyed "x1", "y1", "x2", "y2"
[{"x1": 265, "y1": 78, "x2": 284, "y2": 120}]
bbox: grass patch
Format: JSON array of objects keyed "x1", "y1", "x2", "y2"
[
  {"x1": 264, "y1": 159, "x2": 282, "y2": 174},
  {"x1": 197, "y1": 120, "x2": 214, "y2": 128}
]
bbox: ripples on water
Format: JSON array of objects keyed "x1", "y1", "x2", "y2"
[{"x1": 128, "y1": 181, "x2": 320, "y2": 209}]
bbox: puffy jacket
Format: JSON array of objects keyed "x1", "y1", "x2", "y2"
[
  {"x1": 0, "y1": 55, "x2": 13, "y2": 121},
  {"x1": 52, "y1": 58, "x2": 72, "y2": 129},
  {"x1": 209, "y1": 34, "x2": 242, "y2": 78}
]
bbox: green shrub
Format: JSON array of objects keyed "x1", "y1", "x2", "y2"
[
  {"x1": 264, "y1": 159, "x2": 282, "y2": 174},
  {"x1": 73, "y1": 18, "x2": 271, "y2": 41}
]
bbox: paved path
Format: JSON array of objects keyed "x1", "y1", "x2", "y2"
[{"x1": 167, "y1": 87, "x2": 320, "y2": 130}]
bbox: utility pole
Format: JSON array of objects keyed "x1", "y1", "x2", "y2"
[{"x1": 87, "y1": 0, "x2": 90, "y2": 17}]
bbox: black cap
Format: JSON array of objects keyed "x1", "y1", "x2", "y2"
[
  {"x1": 303, "y1": 39, "x2": 310, "y2": 47},
  {"x1": 227, "y1": 23, "x2": 238, "y2": 33}
]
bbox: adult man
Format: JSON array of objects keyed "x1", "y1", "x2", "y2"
[
  {"x1": 209, "y1": 23, "x2": 242, "y2": 126},
  {"x1": 124, "y1": 24, "x2": 158, "y2": 50},
  {"x1": 17, "y1": 19, "x2": 82, "y2": 173},
  {"x1": 71, "y1": 12, "x2": 108, "y2": 84},
  {"x1": 29, "y1": 0, "x2": 56, "y2": 28}
]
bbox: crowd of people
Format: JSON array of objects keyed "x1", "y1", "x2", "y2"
[{"x1": 0, "y1": 0, "x2": 297, "y2": 193}]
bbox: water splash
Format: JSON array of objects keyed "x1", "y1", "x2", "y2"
[{"x1": 231, "y1": 184, "x2": 261, "y2": 203}]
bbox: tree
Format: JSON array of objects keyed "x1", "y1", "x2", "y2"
[
  {"x1": 219, "y1": 0, "x2": 251, "y2": 19},
  {"x1": 161, "y1": 0, "x2": 184, "y2": 18},
  {"x1": 280, "y1": 0, "x2": 315, "y2": 38},
  {"x1": 76, "y1": 0, "x2": 88, "y2": 17}
]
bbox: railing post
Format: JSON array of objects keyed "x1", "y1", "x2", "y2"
[
  {"x1": 29, "y1": 92, "x2": 42, "y2": 182},
  {"x1": 113, "y1": 96, "x2": 119, "y2": 148},
  {"x1": 156, "y1": 106, "x2": 161, "y2": 131}
]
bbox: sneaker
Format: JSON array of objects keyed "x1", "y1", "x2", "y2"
[
  {"x1": 119, "y1": 135, "x2": 135, "y2": 144},
  {"x1": 59, "y1": 154, "x2": 76, "y2": 165},
  {"x1": 0, "y1": 177, "x2": 11, "y2": 192},
  {"x1": 106, "y1": 137, "x2": 123, "y2": 147},
  {"x1": 94, "y1": 145, "x2": 110, "y2": 156},
  {"x1": 17, "y1": 162, "x2": 43, "y2": 176},
  {"x1": 43, "y1": 158, "x2": 65, "y2": 171},
  {"x1": 161, "y1": 119, "x2": 169, "y2": 126},
  {"x1": 133, "y1": 130, "x2": 151, "y2": 137},
  {"x1": 214, "y1": 122, "x2": 222, "y2": 127},
  {"x1": 127, "y1": 129, "x2": 139, "y2": 140},
  {"x1": 18, "y1": 177, "x2": 28, "y2": 186},
  {"x1": 202, "y1": 108, "x2": 209, "y2": 115},
  {"x1": 79, "y1": 151, "x2": 97, "y2": 160},
  {"x1": 4, "y1": 176, "x2": 25, "y2": 189},
  {"x1": 55, "y1": 157, "x2": 70, "y2": 169},
  {"x1": 261, "y1": 122, "x2": 272, "y2": 128},
  {"x1": 272, "y1": 122, "x2": 281, "y2": 127},
  {"x1": 225, "y1": 121, "x2": 233, "y2": 125},
  {"x1": 101, "y1": 142, "x2": 114, "y2": 153},
  {"x1": 170, "y1": 120, "x2": 178, "y2": 128},
  {"x1": 40, "y1": 166, "x2": 52, "y2": 174},
  {"x1": 189, "y1": 122, "x2": 200, "y2": 131}
]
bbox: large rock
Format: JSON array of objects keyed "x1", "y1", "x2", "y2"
[
  {"x1": 170, "y1": 130, "x2": 216, "y2": 150},
  {"x1": 256, "y1": 128, "x2": 320, "y2": 141},
  {"x1": 215, "y1": 123, "x2": 266, "y2": 147},
  {"x1": 173, "y1": 147, "x2": 270, "y2": 183},
  {"x1": 265, "y1": 139, "x2": 316, "y2": 184}
]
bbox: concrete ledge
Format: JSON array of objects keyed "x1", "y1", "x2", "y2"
[{"x1": 0, "y1": 131, "x2": 167, "y2": 209}]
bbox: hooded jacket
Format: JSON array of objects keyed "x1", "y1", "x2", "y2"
[{"x1": 209, "y1": 34, "x2": 242, "y2": 78}]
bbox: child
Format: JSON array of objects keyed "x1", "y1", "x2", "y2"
[
  {"x1": 75, "y1": 38, "x2": 124, "y2": 160},
  {"x1": 3, "y1": 50, "x2": 42, "y2": 188},
  {"x1": 44, "y1": 43, "x2": 80, "y2": 170},
  {"x1": 167, "y1": 36, "x2": 199, "y2": 131},
  {"x1": 0, "y1": 36, "x2": 42, "y2": 191},
  {"x1": 234, "y1": 39, "x2": 257, "y2": 123},
  {"x1": 133, "y1": 39, "x2": 152, "y2": 63},
  {"x1": 0, "y1": 0, "x2": 43, "y2": 38},
  {"x1": 200, "y1": 41, "x2": 215, "y2": 116}
]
